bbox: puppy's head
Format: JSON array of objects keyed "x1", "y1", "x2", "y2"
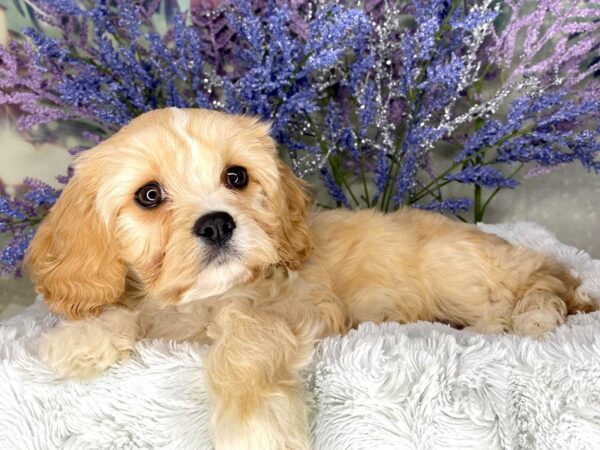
[{"x1": 25, "y1": 108, "x2": 312, "y2": 319}]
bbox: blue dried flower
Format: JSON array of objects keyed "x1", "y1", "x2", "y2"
[
  {"x1": 373, "y1": 150, "x2": 391, "y2": 201},
  {"x1": 358, "y1": 81, "x2": 377, "y2": 138},
  {"x1": 22, "y1": 179, "x2": 60, "y2": 207},
  {"x1": 445, "y1": 165, "x2": 519, "y2": 189},
  {"x1": 0, "y1": 179, "x2": 59, "y2": 276},
  {"x1": 320, "y1": 167, "x2": 351, "y2": 209},
  {"x1": 0, "y1": 230, "x2": 36, "y2": 277},
  {"x1": 393, "y1": 150, "x2": 418, "y2": 205},
  {"x1": 414, "y1": 198, "x2": 474, "y2": 214}
]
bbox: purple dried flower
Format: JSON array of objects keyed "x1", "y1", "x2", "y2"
[
  {"x1": 0, "y1": 179, "x2": 59, "y2": 276},
  {"x1": 414, "y1": 198, "x2": 474, "y2": 214},
  {"x1": 491, "y1": 0, "x2": 600, "y2": 88},
  {"x1": 358, "y1": 81, "x2": 376, "y2": 137},
  {"x1": 22, "y1": 178, "x2": 61, "y2": 207},
  {"x1": 373, "y1": 150, "x2": 391, "y2": 201},
  {"x1": 392, "y1": 150, "x2": 418, "y2": 205},
  {"x1": 0, "y1": 230, "x2": 36, "y2": 277},
  {"x1": 445, "y1": 165, "x2": 519, "y2": 189},
  {"x1": 320, "y1": 167, "x2": 350, "y2": 209},
  {"x1": 524, "y1": 164, "x2": 565, "y2": 179}
]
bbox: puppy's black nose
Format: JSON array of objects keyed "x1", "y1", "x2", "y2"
[{"x1": 193, "y1": 212, "x2": 236, "y2": 247}]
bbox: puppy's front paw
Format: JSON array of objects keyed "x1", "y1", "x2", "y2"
[
  {"x1": 211, "y1": 389, "x2": 310, "y2": 450},
  {"x1": 40, "y1": 309, "x2": 138, "y2": 380}
]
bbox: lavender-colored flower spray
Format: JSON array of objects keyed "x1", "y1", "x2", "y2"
[{"x1": 0, "y1": 0, "x2": 599, "y2": 276}]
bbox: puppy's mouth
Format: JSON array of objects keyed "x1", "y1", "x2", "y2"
[
  {"x1": 178, "y1": 245, "x2": 250, "y2": 304},
  {"x1": 202, "y1": 245, "x2": 241, "y2": 267}
]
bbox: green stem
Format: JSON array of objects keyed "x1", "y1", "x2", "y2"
[
  {"x1": 337, "y1": 168, "x2": 361, "y2": 207},
  {"x1": 410, "y1": 181, "x2": 444, "y2": 202},
  {"x1": 360, "y1": 166, "x2": 371, "y2": 208},
  {"x1": 411, "y1": 162, "x2": 464, "y2": 202},
  {"x1": 410, "y1": 179, "x2": 453, "y2": 203},
  {"x1": 316, "y1": 202, "x2": 334, "y2": 209},
  {"x1": 2, "y1": 217, "x2": 44, "y2": 230},
  {"x1": 474, "y1": 184, "x2": 482, "y2": 222}
]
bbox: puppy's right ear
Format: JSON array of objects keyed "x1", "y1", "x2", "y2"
[
  {"x1": 25, "y1": 166, "x2": 127, "y2": 320},
  {"x1": 275, "y1": 160, "x2": 313, "y2": 269}
]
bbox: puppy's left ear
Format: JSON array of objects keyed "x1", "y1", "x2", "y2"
[{"x1": 275, "y1": 160, "x2": 313, "y2": 269}]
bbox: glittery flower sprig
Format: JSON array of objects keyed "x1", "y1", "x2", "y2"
[{"x1": 491, "y1": 0, "x2": 600, "y2": 88}]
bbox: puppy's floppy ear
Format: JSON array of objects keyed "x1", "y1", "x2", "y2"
[
  {"x1": 25, "y1": 163, "x2": 127, "y2": 320},
  {"x1": 275, "y1": 160, "x2": 313, "y2": 269}
]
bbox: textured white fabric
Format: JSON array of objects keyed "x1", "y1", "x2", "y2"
[{"x1": 1, "y1": 222, "x2": 599, "y2": 449}]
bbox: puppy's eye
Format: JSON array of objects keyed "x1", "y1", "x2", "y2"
[
  {"x1": 225, "y1": 166, "x2": 248, "y2": 189},
  {"x1": 135, "y1": 182, "x2": 164, "y2": 208}
]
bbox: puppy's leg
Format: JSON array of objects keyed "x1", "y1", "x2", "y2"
[
  {"x1": 418, "y1": 224, "x2": 597, "y2": 338},
  {"x1": 206, "y1": 292, "x2": 346, "y2": 450},
  {"x1": 41, "y1": 306, "x2": 139, "y2": 379},
  {"x1": 465, "y1": 301, "x2": 514, "y2": 335},
  {"x1": 510, "y1": 260, "x2": 597, "y2": 338},
  {"x1": 465, "y1": 242, "x2": 597, "y2": 338}
]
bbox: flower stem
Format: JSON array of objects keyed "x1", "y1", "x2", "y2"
[{"x1": 473, "y1": 184, "x2": 482, "y2": 222}]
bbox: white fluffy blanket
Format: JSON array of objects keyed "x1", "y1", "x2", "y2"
[{"x1": 1, "y1": 222, "x2": 600, "y2": 450}]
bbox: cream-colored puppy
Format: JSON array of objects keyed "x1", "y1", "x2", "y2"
[{"x1": 26, "y1": 108, "x2": 597, "y2": 450}]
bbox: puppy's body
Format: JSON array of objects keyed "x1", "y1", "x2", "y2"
[
  {"x1": 308, "y1": 208, "x2": 594, "y2": 334},
  {"x1": 139, "y1": 207, "x2": 593, "y2": 338},
  {"x1": 27, "y1": 108, "x2": 596, "y2": 450}
]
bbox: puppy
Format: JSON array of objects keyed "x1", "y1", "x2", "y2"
[{"x1": 25, "y1": 108, "x2": 597, "y2": 450}]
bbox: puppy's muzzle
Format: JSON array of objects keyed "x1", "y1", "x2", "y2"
[{"x1": 193, "y1": 211, "x2": 236, "y2": 247}]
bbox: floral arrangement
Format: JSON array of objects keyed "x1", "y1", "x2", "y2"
[{"x1": 1, "y1": 0, "x2": 599, "y2": 276}]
